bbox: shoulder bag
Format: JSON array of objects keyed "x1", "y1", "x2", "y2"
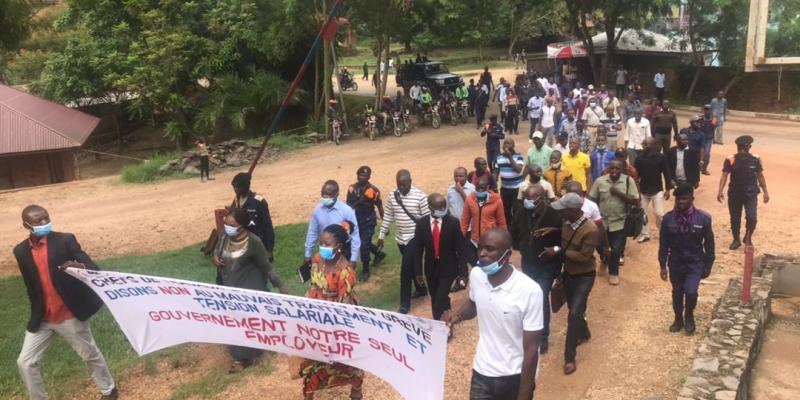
[
  {"x1": 623, "y1": 176, "x2": 647, "y2": 238},
  {"x1": 394, "y1": 191, "x2": 419, "y2": 223}
]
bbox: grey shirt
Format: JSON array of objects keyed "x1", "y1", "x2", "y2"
[{"x1": 215, "y1": 232, "x2": 283, "y2": 292}]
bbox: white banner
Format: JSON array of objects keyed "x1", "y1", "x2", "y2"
[{"x1": 66, "y1": 268, "x2": 448, "y2": 400}]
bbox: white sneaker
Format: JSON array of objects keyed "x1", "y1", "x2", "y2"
[
  {"x1": 609, "y1": 275, "x2": 620, "y2": 285},
  {"x1": 619, "y1": 256, "x2": 625, "y2": 266},
  {"x1": 636, "y1": 234, "x2": 650, "y2": 243}
]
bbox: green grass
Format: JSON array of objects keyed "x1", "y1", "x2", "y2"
[
  {"x1": 248, "y1": 132, "x2": 311, "y2": 153},
  {"x1": 119, "y1": 153, "x2": 184, "y2": 184},
  {"x1": 0, "y1": 223, "x2": 402, "y2": 399}
]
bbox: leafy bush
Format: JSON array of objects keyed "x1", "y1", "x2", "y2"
[{"x1": 120, "y1": 154, "x2": 176, "y2": 183}]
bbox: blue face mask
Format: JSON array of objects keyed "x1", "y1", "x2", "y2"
[
  {"x1": 319, "y1": 246, "x2": 337, "y2": 260},
  {"x1": 30, "y1": 222, "x2": 52, "y2": 237},
  {"x1": 320, "y1": 197, "x2": 336, "y2": 207},
  {"x1": 476, "y1": 249, "x2": 510, "y2": 276},
  {"x1": 432, "y1": 209, "x2": 448, "y2": 219},
  {"x1": 523, "y1": 199, "x2": 536, "y2": 210},
  {"x1": 476, "y1": 191, "x2": 488, "y2": 200},
  {"x1": 224, "y1": 224, "x2": 240, "y2": 237}
]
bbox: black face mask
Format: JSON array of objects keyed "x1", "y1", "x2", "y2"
[{"x1": 530, "y1": 175, "x2": 541, "y2": 183}]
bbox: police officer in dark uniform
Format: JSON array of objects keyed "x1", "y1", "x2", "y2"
[
  {"x1": 659, "y1": 183, "x2": 715, "y2": 334},
  {"x1": 346, "y1": 166, "x2": 386, "y2": 282},
  {"x1": 231, "y1": 172, "x2": 276, "y2": 256},
  {"x1": 716, "y1": 135, "x2": 770, "y2": 250}
]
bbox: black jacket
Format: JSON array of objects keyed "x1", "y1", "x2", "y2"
[
  {"x1": 510, "y1": 202, "x2": 562, "y2": 266},
  {"x1": 666, "y1": 146, "x2": 701, "y2": 186},
  {"x1": 14, "y1": 232, "x2": 103, "y2": 332},
  {"x1": 232, "y1": 191, "x2": 276, "y2": 252},
  {"x1": 410, "y1": 215, "x2": 469, "y2": 279}
]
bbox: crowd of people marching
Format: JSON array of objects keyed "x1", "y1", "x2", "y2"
[{"x1": 12, "y1": 65, "x2": 770, "y2": 400}]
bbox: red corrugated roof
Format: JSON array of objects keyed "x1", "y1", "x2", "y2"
[{"x1": 0, "y1": 84, "x2": 100, "y2": 155}]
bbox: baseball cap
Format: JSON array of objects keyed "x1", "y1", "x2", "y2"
[
  {"x1": 735, "y1": 135, "x2": 754, "y2": 146},
  {"x1": 550, "y1": 193, "x2": 583, "y2": 210},
  {"x1": 690, "y1": 115, "x2": 700, "y2": 122},
  {"x1": 532, "y1": 131, "x2": 544, "y2": 139}
]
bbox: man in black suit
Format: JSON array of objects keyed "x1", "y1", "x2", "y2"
[
  {"x1": 411, "y1": 193, "x2": 469, "y2": 322},
  {"x1": 667, "y1": 133, "x2": 701, "y2": 188},
  {"x1": 14, "y1": 205, "x2": 118, "y2": 400}
]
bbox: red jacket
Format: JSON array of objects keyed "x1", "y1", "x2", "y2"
[{"x1": 460, "y1": 192, "x2": 507, "y2": 242}]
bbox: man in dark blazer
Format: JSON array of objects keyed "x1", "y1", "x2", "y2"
[
  {"x1": 667, "y1": 132, "x2": 701, "y2": 188},
  {"x1": 411, "y1": 193, "x2": 469, "y2": 322},
  {"x1": 14, "y1": 205, "x2": 118, "y2": 400}
]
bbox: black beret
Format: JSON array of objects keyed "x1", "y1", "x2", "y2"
[
  {"x1": 673, "y1": 182, "x2": 694, "y2": 197},
  {"x1": 735, "y1": 135, "x2": 754, "y2": 146},
  {"x1": 231, "y1": 172, "x2": 251, "y2": 188}
]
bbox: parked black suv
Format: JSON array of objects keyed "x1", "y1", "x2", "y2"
[{"x1": 396, "y1": 61, "x2": 463, "y2": 96}]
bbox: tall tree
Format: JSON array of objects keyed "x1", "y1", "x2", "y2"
[
  {"x1": 0, "y1": 0, "x2": 33, "y2": 51},
  {"x1": 565, "y1": 0, "x2": 662, "y2": 84}
]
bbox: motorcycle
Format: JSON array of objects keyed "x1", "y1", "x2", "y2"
[
  {"x1": 401, "y1": 108, "x2": 412, "y2": 133},
  {"x1": 448, "y1": 99, "x2": 458, "y2": 126},
  {"x1": 391, "y1": 110, "x2": 403, "y2": 137},
  {"x1": 331, "y1": 118, "x2": 343, "y2": 145},
  {"x1": 458, "y1": 100, "x2": 470, "y2": 123},
  {"x1": 420, "y1": 104, "x2": 441, "y2": 129},
  {"x1": 339, "y1": 74, "x2": 358, "y2": 91},
  {"x1": 363, "y1": 113, "x2": 378, "y2": 140}
]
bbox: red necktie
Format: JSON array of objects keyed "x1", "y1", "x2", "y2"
[{"x1": 433, "y1": 219, "x2": 441, "y2": 259}]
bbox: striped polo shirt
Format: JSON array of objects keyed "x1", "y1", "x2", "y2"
[
  {"x1": 496, "y1": 152, "x2": 525, "y2": 189},
  {"x1": 379, "y1": 186, "x2": 430, "y2": 245}
]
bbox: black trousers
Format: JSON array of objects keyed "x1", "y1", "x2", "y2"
[
  {"x1": 476, "y1": 105, "x2": 487, "y2": 128},
  {"x1": 358, "y1": 221, "x2": 379, "y2": 274},
  {"x1": 470, "y1": 370, "x2": 528, "y2": 400},
  {"x1": 564, "y1": 271, "x2": 595, "y2": 363},
  {"x1": 200, "y1": 156, "x2": 210, "y2": 179},
  {"x1": 505, "y1": 107, "x2": 519, "y2": 133},
  {"x1": 616, "y1": 84, "x2": 625, "y2": 99},
  {"x1": 487, "y1": 149, "x2": 500, "y2": 173},
  {"x1": 669, "y1": 265, "x2": 702, "y2": 319},
  {"x1": 655, "y1": 87, "x2": 665, "y2": 103},
  {"x1": 728, "y1": 193, "x2": 758, "y2": 240},
  {"x1": 500, "y1": 187, "x2": 519, "y2": 233},
  {"x1": 426, "y1": 262, "x2": 456, "y2": 320},
  {"x1": 399, "y1": 241, "x2": 425, "y2": 309}
]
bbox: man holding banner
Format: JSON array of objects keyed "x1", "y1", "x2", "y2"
[
  {"x1": 445, "y1": 228, "x2": 542, "y2": 400},
  {"x1": 14, "y1": 205, "x2": 118, "y2": 400}
]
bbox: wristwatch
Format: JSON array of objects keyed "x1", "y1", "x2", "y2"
[{"x1": 553, "y1": 246, "x2": 561, "y2": 253}]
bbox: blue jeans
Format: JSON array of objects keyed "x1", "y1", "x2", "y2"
[
  {"x1": 702, "y1": 135, "x2": 713, "y2": 170},
  {"x1": 606, "y1": 229, "x2": 627, "y2": 276},
  {"x1": 728, "y1": 193, "x2": 758, "y2": 240},
  {"x1": 470, "y1": 370, "x2": 527, "y2": 400},
  {"x1": 522, "y1": 258, "x2": 558, "y2": 342}
]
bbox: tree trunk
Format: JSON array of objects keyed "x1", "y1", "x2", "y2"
[
  {"x1": 686, "y1": 65, "x2": 702, "y2": 101},
  {"x1": 723, "y1": 71, "x2": 743, "y2": 94},
  {"x1": 323, "y1": 1, "x2": 331, "y2": 140},
  {"x1": 314, "y1": 44, "x2": 321, "y2": 120},
  {"x1": 381, "y1": 39, "x2": 390, "y2": 98},
  {"x1": 403, "y1": 38, "x2": 412, "y2": 53}
]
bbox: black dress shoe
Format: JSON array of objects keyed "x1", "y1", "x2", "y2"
[
  {"x1": 702, "y1": 170, "x2": 710, "y2": 176},
  {"x1": 729, "y1": 240, "x2": 742, "y2": 250},
  {"x1": 684, "y1": 317, "x2": 696, "y2": 334},
  {"x1": 669, "y1": 319, "x2": 684, "y2": 333},
  {"x1": 411, "y1": 290, "x2": 427, "y2": 299},
  {"x1": 397, "y1": 306, "x2": 409, "y2": 314},
  {"x1": 539, "y1": 340, "x2": 549, "y2": 354}
]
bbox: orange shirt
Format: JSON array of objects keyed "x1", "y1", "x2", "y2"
[{"x1": 30, "y1": 236, "x2": 73, "y2": 323}]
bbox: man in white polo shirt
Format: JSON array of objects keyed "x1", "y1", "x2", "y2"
[{"x1": 445, "y1": 228, "x2": 542, "y2": 400}]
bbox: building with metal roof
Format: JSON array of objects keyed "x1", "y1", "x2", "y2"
[{"x1": 0, "y1": 84, "x2": 99, "y2": 189}]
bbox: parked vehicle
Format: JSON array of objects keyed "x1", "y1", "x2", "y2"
[
  {"x1": 396, "y1": 61, "x2": 463, "y2": 94},
  {"x1": 391, "y1": 110, "x2": 403, "y2": 137},
  {"x1": 458, "y1": 99, "x2": 470, "y2": 123},
  {"x1": 420, "y1": 104, "x2": 441, "y2": 129}
]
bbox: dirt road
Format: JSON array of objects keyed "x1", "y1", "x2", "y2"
[{"x1": 3, "y1": 68, "x2": 799, "y2": 398}]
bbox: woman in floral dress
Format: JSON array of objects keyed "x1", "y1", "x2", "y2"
[{"x1": 301, "y1": 224, "x2": 363, "y2": 400}]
